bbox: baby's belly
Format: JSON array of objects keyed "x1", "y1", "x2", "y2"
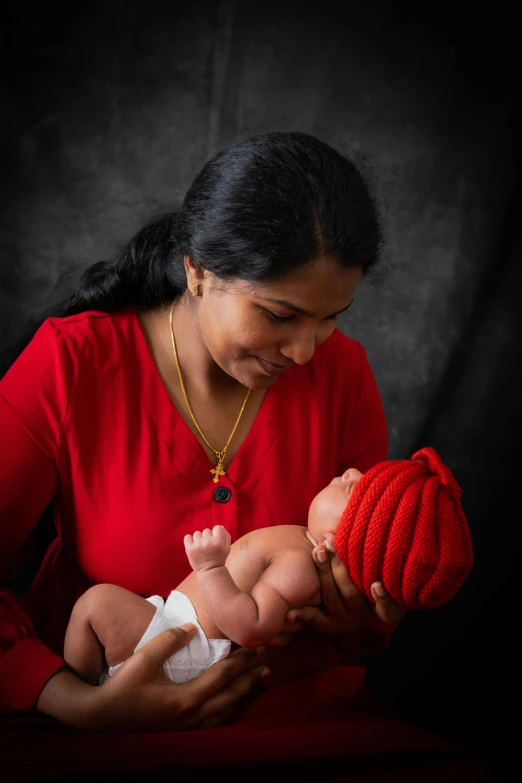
[{"x1": 175, "y1": 571, "x2": 227, "y2": 641}]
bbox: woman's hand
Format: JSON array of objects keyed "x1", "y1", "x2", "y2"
[
  {"x1": 286, "y1": 538, "x2": 403, "y2": 634},
  {"x1": 61, "y1": 623, "x2": 269, "y2": 732}
]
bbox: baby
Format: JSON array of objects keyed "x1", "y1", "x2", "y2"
[{"x1": 64, "y1": 448, "x2": 473, "y2": 686}]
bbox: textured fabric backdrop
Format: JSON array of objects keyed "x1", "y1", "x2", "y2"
[{"x1": 1, "y1": 0, "x2": 518, "y2": 766}]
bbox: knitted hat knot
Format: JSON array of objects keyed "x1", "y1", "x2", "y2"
[{"x1": 412, "y1": 447, "x2": 463, "y2": 502}]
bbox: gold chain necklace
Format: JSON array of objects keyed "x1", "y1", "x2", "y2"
[{"x1": 169, "y1": 299, "x2": 252, "y2": 483}]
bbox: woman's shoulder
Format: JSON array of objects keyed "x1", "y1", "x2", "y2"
[
  {"x1": 1, "y1": 309, "x2": 138, "y2": 390},
  {"x1": 0, "y1": 311, "x2": 136, "y2": 450},
  {"x1": 46, "y1": 309, "x2": 135, "y2": 343},
  {"x1": 41, "y1": 309, "x2": 137, "y2": 364}
]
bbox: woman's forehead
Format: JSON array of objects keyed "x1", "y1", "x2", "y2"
[{"x1": 247, "y1": 259, "x2": 361, "y2": 314}]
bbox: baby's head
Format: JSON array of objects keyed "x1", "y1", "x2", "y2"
[
  {"x1": 307, "y1": 448, "x2": 474, "y2": 611},
  {"x1": 307, "y1": 468, "x2": 363, "y2": 546}
]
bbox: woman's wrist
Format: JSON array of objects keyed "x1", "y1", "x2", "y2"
[{"x1": 35, "y1": 667, "x2": 100, "y2": 729}]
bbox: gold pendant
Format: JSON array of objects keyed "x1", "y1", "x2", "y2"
[{"x1": 211, "y1": 458, "x2": 226, "y2": 483}]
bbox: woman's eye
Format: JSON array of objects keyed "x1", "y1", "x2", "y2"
[
  {"x1": 263, "y1": 309, "x2": 340, "y2": 324},
  {"x1": 265, "y1": 309, "x2": 293, "y2": 323}
]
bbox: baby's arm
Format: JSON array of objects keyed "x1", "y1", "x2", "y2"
[
  {"x1": 64, "y1": 584, "x2": 156, "y2": 685},
  {"x1": 184, "y1": 526, "x2": 290, "y2": 648}
]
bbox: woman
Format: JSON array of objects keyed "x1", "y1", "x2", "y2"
[{"x1": 0, "y1": 132, "x2": 488, "y2": 780}]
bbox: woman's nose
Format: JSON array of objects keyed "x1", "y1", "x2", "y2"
[{"x1": 279, "y1": 327, "x2": 316, "y2": 365}]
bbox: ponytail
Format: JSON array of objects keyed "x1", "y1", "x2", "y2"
[{"x1": 61, "y1": 212, "x2": 187, "y2": 316}]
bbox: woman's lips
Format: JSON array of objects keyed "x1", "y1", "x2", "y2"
[{"x1": 255, "y1": 357, "x2": 291, "y2": 376}]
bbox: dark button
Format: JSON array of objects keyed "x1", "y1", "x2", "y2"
[{"x1": 213, "y1": 486, "x2": 231, "y2": 503}]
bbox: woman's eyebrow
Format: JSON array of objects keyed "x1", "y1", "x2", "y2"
[{"x1": 258, "y1": 297, "x2": 354, "y2": 318}]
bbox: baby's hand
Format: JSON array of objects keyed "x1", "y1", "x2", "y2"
[{"x1": 184, "y1": 525, "x2": 232, "y2": 572}]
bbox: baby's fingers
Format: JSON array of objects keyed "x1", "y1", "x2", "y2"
[{"x1": 213, "y1": 525, "x2": 231, "y2": 544}]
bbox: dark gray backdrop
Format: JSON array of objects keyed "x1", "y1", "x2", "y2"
[{"x1": 1, "y1": 0, "x2": 518, "y2": 767}]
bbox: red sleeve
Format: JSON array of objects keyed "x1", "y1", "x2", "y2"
[
  {"x1": 0, "y1": 320, "x2": 72, "y2": 710},
  {"x1": 335, "y1": 340, "x2": 396, "y2": 657}
]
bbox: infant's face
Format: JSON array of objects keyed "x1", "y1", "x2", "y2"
[{"x1": 307, "y1": 468, "x2": 363, "y2": 545}]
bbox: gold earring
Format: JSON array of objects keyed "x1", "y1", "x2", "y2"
[{"x1": 191, "y1": 283, "x2": 198, "y2": 297}]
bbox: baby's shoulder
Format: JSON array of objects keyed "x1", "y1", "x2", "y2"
[
  {"x1": 243, "y1": 525, "x2": 310, "y2": 554},
  {"x1": 265, "y1": 528, "x2": 318, "y2": 598},
  {"x1": 235, "y1": 526, "x2": 312, "y2": 571},
  {"x1": 233, "y1": 527, "x2": 319, "y2": 606}
]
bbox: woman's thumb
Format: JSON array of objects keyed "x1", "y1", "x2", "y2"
[{"x1": 138, "y1": 623, "x2": 197, "y2": 666}]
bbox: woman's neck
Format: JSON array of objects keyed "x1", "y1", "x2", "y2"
[{"x1": 139, "y1": 299, "x2": 242, "y2": 398}]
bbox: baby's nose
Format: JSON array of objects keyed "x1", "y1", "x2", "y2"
[{"x1": 342, "y1": 468, "x2": 363, "y2": 482}]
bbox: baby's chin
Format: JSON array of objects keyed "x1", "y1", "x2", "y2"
[{"x1": 307, "y1": 519, "x2": 339, "y2": 545}]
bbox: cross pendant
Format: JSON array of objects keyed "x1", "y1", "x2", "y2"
[{"x1": 211, "y1": 461, "x2": 226, "y2": 483}]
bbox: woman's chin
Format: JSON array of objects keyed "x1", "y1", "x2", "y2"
[
  {"x1": 244, "y1": 372, "x2": 280, "y2": 391},
  {"x1": 225, "y1": 357, "x2": 282, "y2": 391}
]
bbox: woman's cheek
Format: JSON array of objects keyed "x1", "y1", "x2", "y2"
[{"x1": 235, "y1": 323, "x2": 280, "y2": 353}]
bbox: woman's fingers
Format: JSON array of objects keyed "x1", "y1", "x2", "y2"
[
  {"x1": 196, "y1": 707, "x2": 236, "y2": 730},
  {"x1": 97, "y1": 633, "x2": 268, "y2": 732},
  {"x1": 322, "y1": 539, "x2": 370, "y2": 620},
  {"x1": 134, "y1": 624, "x2": 197, "y2": 674},
  {"x1": 371, "y1": 583, "x2": 403, "y2": 624},
  {"x1": 329, "y1": 554, "x2": 366, "y2": 609},
  {"x1": 313, "y1": 545, "x2": 345, "y2": 616},
  {"x1": 178, "y1": 645, "x2": 268, "y2": 710},
  {"x1": 184, "y1": 647, "x2": 270, "y2": 726},
  {"x1": 189, "y1": 664, "x2": 269, "y2": 726}
]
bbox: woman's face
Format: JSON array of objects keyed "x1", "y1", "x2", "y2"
[{"x1": 188, "y1": 255, "x2": 362, "y2": 390}]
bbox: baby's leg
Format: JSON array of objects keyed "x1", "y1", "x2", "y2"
[{"x1": 64, "y1": 584, "x2": 156, "y2": 685}]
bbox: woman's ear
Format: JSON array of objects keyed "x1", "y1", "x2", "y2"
[{"x1": 183, "y1": 255, "x2": 206, "y2": 283}]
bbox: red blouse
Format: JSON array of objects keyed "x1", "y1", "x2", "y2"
[
  {"x1": 0, "y1": 311, "x2": 491, "y2": 782},
  {"x1": 0, "y1": 309, "x2": 388, "y2": 711}
]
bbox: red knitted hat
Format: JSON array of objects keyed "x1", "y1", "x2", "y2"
[{"x1": 333, "y1": 447, "x2": 473, "y2": 610}]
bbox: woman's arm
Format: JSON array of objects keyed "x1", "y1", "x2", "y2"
[
  {"x1": 185, "y1": 526, "x2": 291, "y2": 648},
  {"x1": 0, "y1": 396, "x2": 69, "y2": 710},
  {"x1": 35, "y1": 668, "x2": 99, "y2": 727},
  {"x1": 0, "y1": 321, "x2": 76, "y2": 711}
]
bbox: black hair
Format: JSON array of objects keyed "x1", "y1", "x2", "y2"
[
  {"x1": 61, "y1": 131, "x2": 384, "y2": 316},
  {"x1": 0, "y1": 131, "x2": 384, "y2": 379}
]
